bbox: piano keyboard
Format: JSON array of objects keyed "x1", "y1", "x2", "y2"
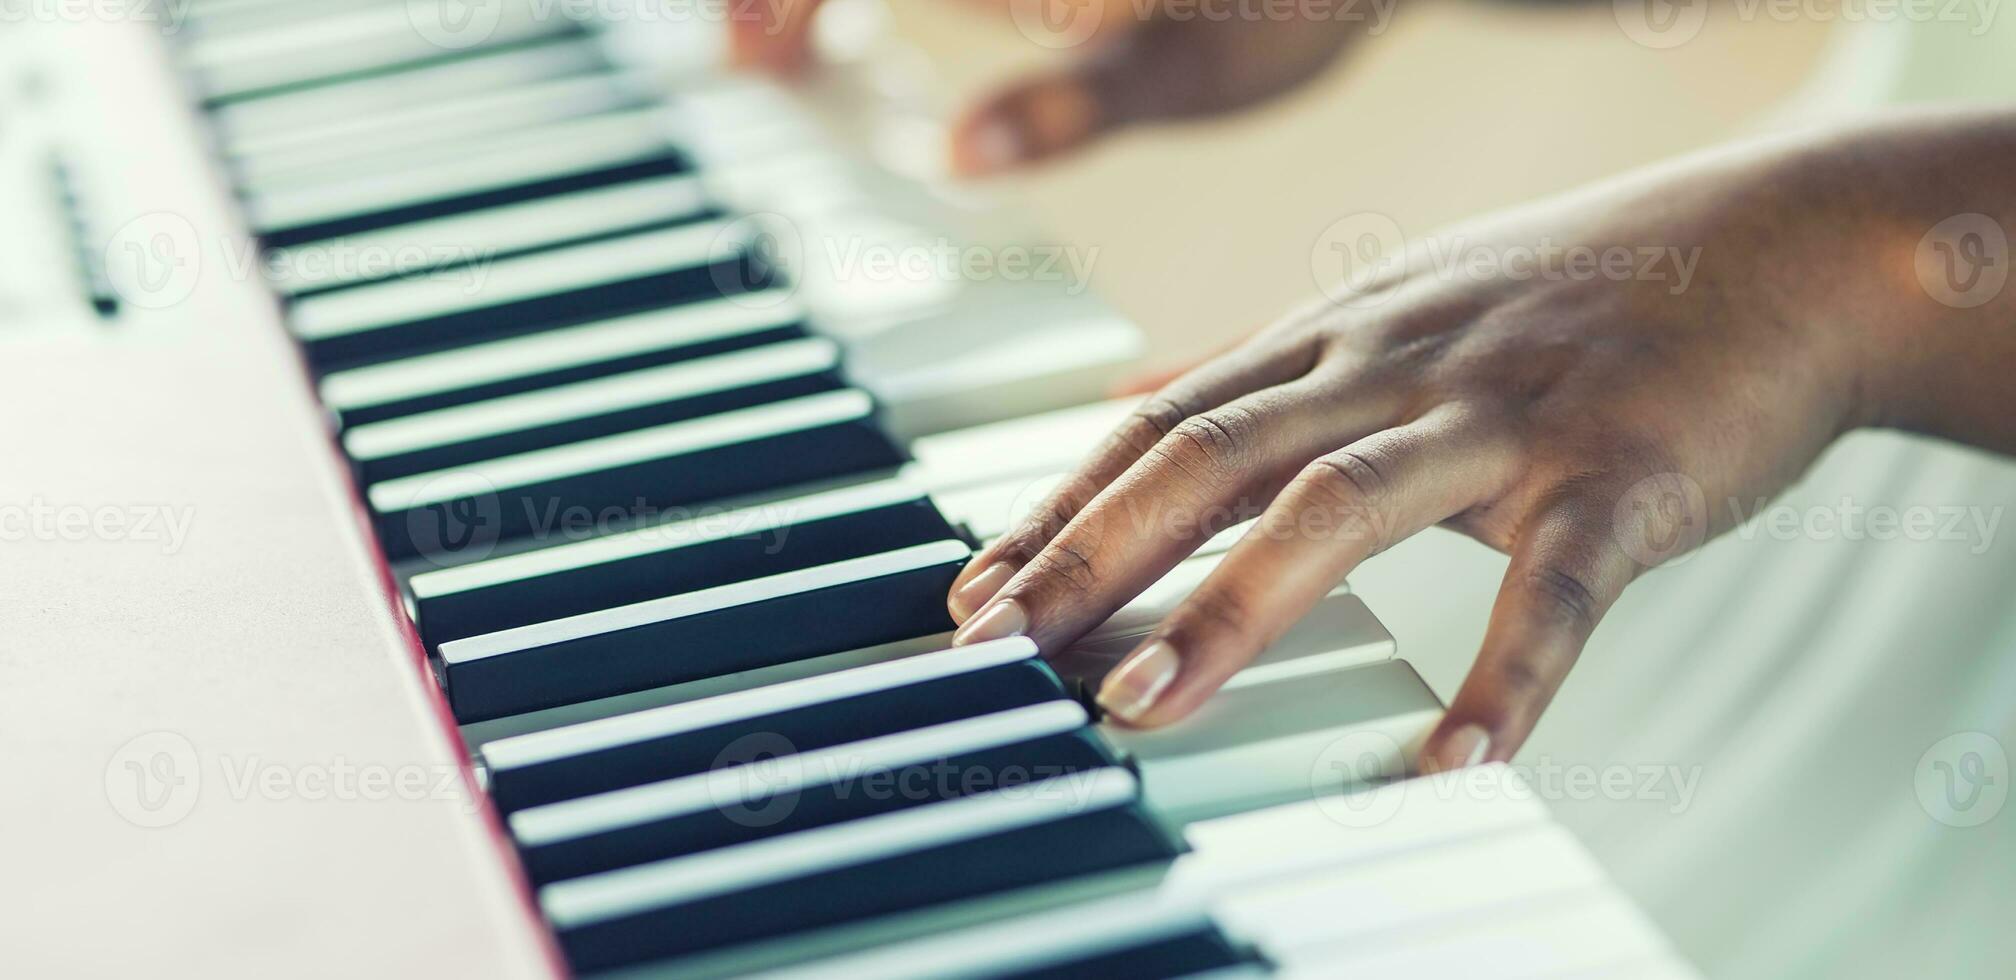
[{"x1": 11, "y1": 2, "x2": 1699, "y2": 976}]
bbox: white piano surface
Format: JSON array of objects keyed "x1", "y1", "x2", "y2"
[{"x1": 0, "y1": 19, "x2": 553, "y2": 979}]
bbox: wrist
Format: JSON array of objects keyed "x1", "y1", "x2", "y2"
[{"x1": 1768, "y1": 114, "x2": 2016, "y2": 448}]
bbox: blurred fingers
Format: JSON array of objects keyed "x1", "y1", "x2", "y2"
[{"x1": 729, "y1": 0, "x2": 825, "y2": 75}]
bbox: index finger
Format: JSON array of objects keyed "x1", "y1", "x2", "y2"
[
  {"x1": 1097, "y1": 404, "x2": 1518, "y2": 726},
  {"x1": 950, "y1": 368, "x2": 1402, "y2": 655},
  {"x1": 946, "y1": 329, "x2": 1322, "y2": 620}
]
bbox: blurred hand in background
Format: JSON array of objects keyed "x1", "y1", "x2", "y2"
[{"x1": 731, "y1": 0, "x2": 1392, "y2": 175}]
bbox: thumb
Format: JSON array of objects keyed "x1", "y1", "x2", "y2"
[
  {"x1": 948, "y1": 68, "x2": 1120, "y2": 176},
  {"x1": 948, "y1": 12, "x2": 1180, "y2": 176}
]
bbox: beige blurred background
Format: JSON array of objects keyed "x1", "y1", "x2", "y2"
[{"x1": 884, "y1": 0, "x2": 1835, "y2": 366}]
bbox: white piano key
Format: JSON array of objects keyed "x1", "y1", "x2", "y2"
[
  {"x1": 189, "y1": 0, "x2": 571, "y2": 100},
  {"x1": 933, "y1": 467, "x2": 1255, "y2": 555},
  {"x1": 1217, "y1": 823, "x2": 1611, "y2": 956},
  {"x1": 1057, "y1": 590, "x2": 1390, "y2": 692},
  {"x1": 317, "y1": 294, "x2": 799, "y2": 413},
  {"x1": 1275, "y1": 887, "x2": 1674, "y2": 980},
  {"x1": 268, "y1": 174, "x2": 711, "y2": 294},
  {"x1": 441, "y1": 539, "x2": 971, "y2": 665},
  {"x1": 367, "y1": 388, "x2": 874, "y2": 512},
  {"x1": 186, "y1": 0, "x2": 446, "y2": 40},
  {"x1": 183, "y1": 0, "x2": 353, "y2": 20},
  {"x1": 229, "y1": 71, "x2": 650, "y2": 173},
  {"x1": 1108, "y1": 659, "x2": 1442, "y2": 822},
  {"x1": 1556, "y1": 958, "x2": 1705, "y2": 980},
  {"x1": 927, "y1": 470, "x2": 1058, "y2": 542},
  {"x1": 343, "y1": 338, "x2": 839, "y2": 461},
  {"x1": 183, "y1": 0, "x2": 468, "y2": 68},
  {"x1": 410, "y1": 477, "x2": 923, "y2": 602},
  {"x1": 212, "y1": 36, "x2": 608, "y2": 140},
  {"x1": 868, "y1": 319, "x2": 1146, "y2": 441},
  {"x1": 1070, "y1": 546, "x2": 1330, "y2": 649},
  {"x1": 246, "y1": 108, "x2": 675, "y2": 231},
  {"x1": 479, "y1": 636, "x2": 1040, "y2": 774},
  {"x1": 510, "y1": 700, "x2": 1089, "y2": 847},
  {"x1": 293, "y1": 220, "x2": 732, "y2": 341},
  {"x1": 1179, "y1": 766, "x2": 1554, "y2": 889},
  {"x1": 904, "y1": 396, "x2": 1141, "y2": 492},
  {"x1": 541, "y1": 768, "x2": 1140, "y2": 929}
]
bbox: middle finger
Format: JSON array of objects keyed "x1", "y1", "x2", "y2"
[{"x1": 949, "y1": 368, "x2": 1399, "y2": 653}]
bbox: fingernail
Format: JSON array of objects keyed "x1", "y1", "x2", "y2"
[
  {"x1": 1427, "y1": 724, "x2": 1493, "y2": 773},
  {"x1": 1097, "y1": 640, "x2": 1180, "y2": 725},
  {"x1": 952, "y1": 598, "x2": 1027, "y2": 646},
  {"x1": 949, "y1": 562, "x2": 1014, "y2": 622},
  {"x1": 957, "y1": 118, "x2": 1022, "y2": 175}
]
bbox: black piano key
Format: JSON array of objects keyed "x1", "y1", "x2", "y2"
[
  {"x1": 481, "y1": 639, "x2": 1064, "y2": 813},
  {"x1": 1006, "y1": 929, "x2": 1255, "y2": 980},
  {"x1": 549, "y1": 770, "x2": 1181, "y2": 973},
  {"x1": 321, "y1": 302, "x2": 808, "y2": 428},
  {"x1": 344, "y1": 339, "x2": 848, "y2": 484},
  {"x1": 284, "y1": 209, "x2": 725, "y2": 303},
  {"x1": 299, "y1": 235, "x2": 761, "y2": 372},
  {"x1": 515, "y1": 724, "x2": 1122, "y2": 885},
  {"x1": 260, "y1": 152, "x2": 691, "y2": 251},
  {"x1": 369, "y1": 389, "x2": 905, "y2": 562},
  {"x1": 409, "y1": 483, "x2": 959, "y2": 647},
  {"x1": 438, "y1": 539, "x2": 969, "y2": 723}
]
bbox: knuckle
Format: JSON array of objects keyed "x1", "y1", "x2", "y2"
[
  {"x1": 1028, "y1": 538, "x2": 1102, "y2": 595},
  {"x1": 1158, "y1": 412, "x2": 1249, "y2": 479},
  {"x1": 1028, "y1": 494, "x2": 1080, "y2": 541},
  {"x1": 1491, "y1": 657, "x2": 1551, "y2": 704},
  {"x1": 1120, "y1": 396, "x2": 1197, "y2": 456},
  {"x1": 1523, "y1": 564, "x2": 1603, "y2": 633},
  {"x1": 990, "y1": 534, "x2": 1045, "y2": 569},
  {"x1": 1302, "y1": 450, "x2": 1392, "y2": 508},
  {"x1": 1175, "y1": 587, "x2": 1252, "y2": 640}
]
